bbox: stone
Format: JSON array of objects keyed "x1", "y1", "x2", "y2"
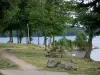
[
  {"x1": 8, "y1": 62, "x2": 16, "y2": 67},
  {"x1": 97, "y1": 67, "x2": 100, "y2": 70},
  {"x1": 57, "y1": 63, "x2": 65, "y2": 68},
  {"x1": 70, "y1": 59, "x2": 76, "y2": 64},
  {"x1": 47, "y1": 59, "x2": 60, "y2": 68},
  {"x1": 0, "y1": 61, "x2": 4, "y2": 65},
  {"x1": 64, "y1": 64, "x2": 78, "y2": 71}
]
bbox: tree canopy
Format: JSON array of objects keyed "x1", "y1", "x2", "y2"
[{"x1": 73, "y1": 0, "x2": 100, "y2": 58}]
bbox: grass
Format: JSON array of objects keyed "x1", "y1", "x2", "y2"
[
  {"x1": 0, "y1": 57, "x2": 19, "y2": 69},
  {"x1": 0, "y1": 43, "x2": 100, "y2": 75},
  {"x1": 0, "y1": 43, "x2": 34, "y2": 49},
  {"x1": 0, "y1": 73, "x2": 4, "y2": 75}
]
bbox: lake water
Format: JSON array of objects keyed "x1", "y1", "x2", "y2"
[{"x1": 0, "y1": 36, "x2": 100, "y2": 47}]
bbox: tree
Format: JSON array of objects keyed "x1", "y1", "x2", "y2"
[
  {"x1": 17, "y1": 0, "x2": 29, "y2": 43},
  {"x1": 0, "y1": 0, "x2": 19, "y2": 43},
  {"x1": 28, "y1": 0, "x2": 67, "y2": 50},
  {"x1": 0, "y1": 0, "x2": 10, "y2": 23},
  {"x1": 44, "y1": 0, "x2": 73, "y2": 49},
  {"x1": 74, "y1": 0, "x2": 100, "y2": 58}
]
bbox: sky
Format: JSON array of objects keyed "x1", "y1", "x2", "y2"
[{"x1": 64, "y1": 0, "x2": 93, "y2": 4}]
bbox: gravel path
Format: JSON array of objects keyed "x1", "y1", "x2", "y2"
[{"x1": 0, "y1": 70, "x2": 68, "y2": 75}]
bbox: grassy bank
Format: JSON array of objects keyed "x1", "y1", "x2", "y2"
[
  {"x1": 0, "y1": 73, "x2": 4, "y2": 75},
  {"x1": 0, "y1": 57, "x2": 19, "y2": 69},
  {"x1": 0, "y1": 43, "x2": 100, "y2": 75}
]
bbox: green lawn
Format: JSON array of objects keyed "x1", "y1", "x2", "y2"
[
  {"x1": 0, "y1": 73, "x2": 4, "y2": 75},
  {"x1": 0, "y1": 57, "x2": 19, "y2": 69},
  {"x1": 0, "y1": 43, "x2": 100, "y2": 75}
]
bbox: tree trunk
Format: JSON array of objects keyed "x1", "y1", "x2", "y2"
[
  {"x1": 30, "y1": 37, "x2": 32, "y2": 44},
  {"x1": 53, "y1": 35, "x2": 55, "y2": 49},
  {"x1": 48, "y1": 36, "x2": 52, "y2": 48},
  {"x1": 84, "y1": 30, "x2": 93, "y2": 58},
  {"x1": 19, "y1": 37, "x2": 22, "y2": 43},
  {"x1": 19, "y1": 30, "x2": 23, "y2": 44},
  {"x1": 44, "y1": 34, "x2": 47, "y2": 50},
  {"x1": 26, "y1": 31, "x2": 30, "y2": 44},
  {"x1": 16, "y1": 30, "x2": 20, "y2": 43},
  {"x1": 9, "y1": 30, "x2": 13, "y2": 43},
  {"x1": 38, "y1": 36, "x2": 40, "y2": 46}
]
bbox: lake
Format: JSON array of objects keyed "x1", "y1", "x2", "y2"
[{"x1": 0, "y1": 36, "x2": 100, "y2": 47}]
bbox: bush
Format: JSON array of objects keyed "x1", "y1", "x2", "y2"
[
  {"x1": 74, "y1": 31, "x2": 88, "y2": 50},
  {"x1": 55, "y1": 37, "x2": 73, "y2": 50}
]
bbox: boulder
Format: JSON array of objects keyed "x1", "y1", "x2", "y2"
[
  {"x1": 8, "y1": 62, "x2": 16, "y2": 67},
  {"x1": 57, "y1": 63, "x2": 65, "y2": 68},
  {"x1": 47, "y1": 59, "x2": 60, "y2": 68},
  {"x1": 64, "y1": 64, "x2": 78, "y2": 71},
  {"x1": 0, "y1": 61, "x2": 4, "y2": 65},
  {"x1": 97, "y1": 67, "x2": 100, "y2": 70},
  {"x1": 70, "y1": 59, "x2": 76, "y2": 64},
  {"x1": 47, "y1": 60, "x2": 78, "y2": 71},
  {"x1": 92, "y1": 67, "x2": 100, "y2": 71}
]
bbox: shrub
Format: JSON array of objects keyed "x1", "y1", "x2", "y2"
[
  {"x1": 75, "y1": 31, "x2": 88, "y2": 50},
  {"x1": 55, "y1": 37, "x2": 73, "y2": 50}
]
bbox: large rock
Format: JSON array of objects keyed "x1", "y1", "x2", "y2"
[
  {"x1": 89, "y1": 67, "x2": 100, "y2": 71},
  {"x1": 8, "y1": 62, "x2": 16, "y2": 67},
  {"x1": 57, "y1": 63, "x2": 65, "y2": 68},
  {"x1": 47, "y1": 60, "x2": 78, "y2": 71},
  {"x1": 47, "y1": 59, "x2": 60, "y2": 68},
  {"x1": 70, "y1": 59, "x2": 76, "y2": 64},
  {"x1": 64, "y1": 64, "x2": 78, "y2": 71},
  {"x1": 0, "y1": 61, "x2": 4, "y2": 65}
]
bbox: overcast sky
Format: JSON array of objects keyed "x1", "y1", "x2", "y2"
[{"x1": 64, "y1": 0, "x2": 93, "y2": 4}]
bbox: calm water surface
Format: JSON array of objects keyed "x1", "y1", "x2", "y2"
[{"x1": 0, "y1": 36, "x2": 100, "y2": 47}]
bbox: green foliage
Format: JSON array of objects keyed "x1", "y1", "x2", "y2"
[
  {"x1": 74, "y1": 0, "x2": 100, "y2": 57},
  {"x1": 55, "y1": 37, "x2": 73, "y2": 50},
  {"x1": 0, "y1": 0, "x2": 76, "y2": 44},
  {"x1": 74, "y1": 31, "x2": 88, "y2": 50},
  {"x1": 0, "y1": 0, "x2": 10, "y2": 20}
]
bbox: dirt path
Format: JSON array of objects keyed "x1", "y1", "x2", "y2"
[
  {"x1": 0, "y1": 70, "x2": 69, "y2": 75},
  {"x1": 0, "y1": 50, "x2": 70, "y2": 75},
  {"x1": 0, "y1": 51, "x2": 37, "y2": 70}
]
